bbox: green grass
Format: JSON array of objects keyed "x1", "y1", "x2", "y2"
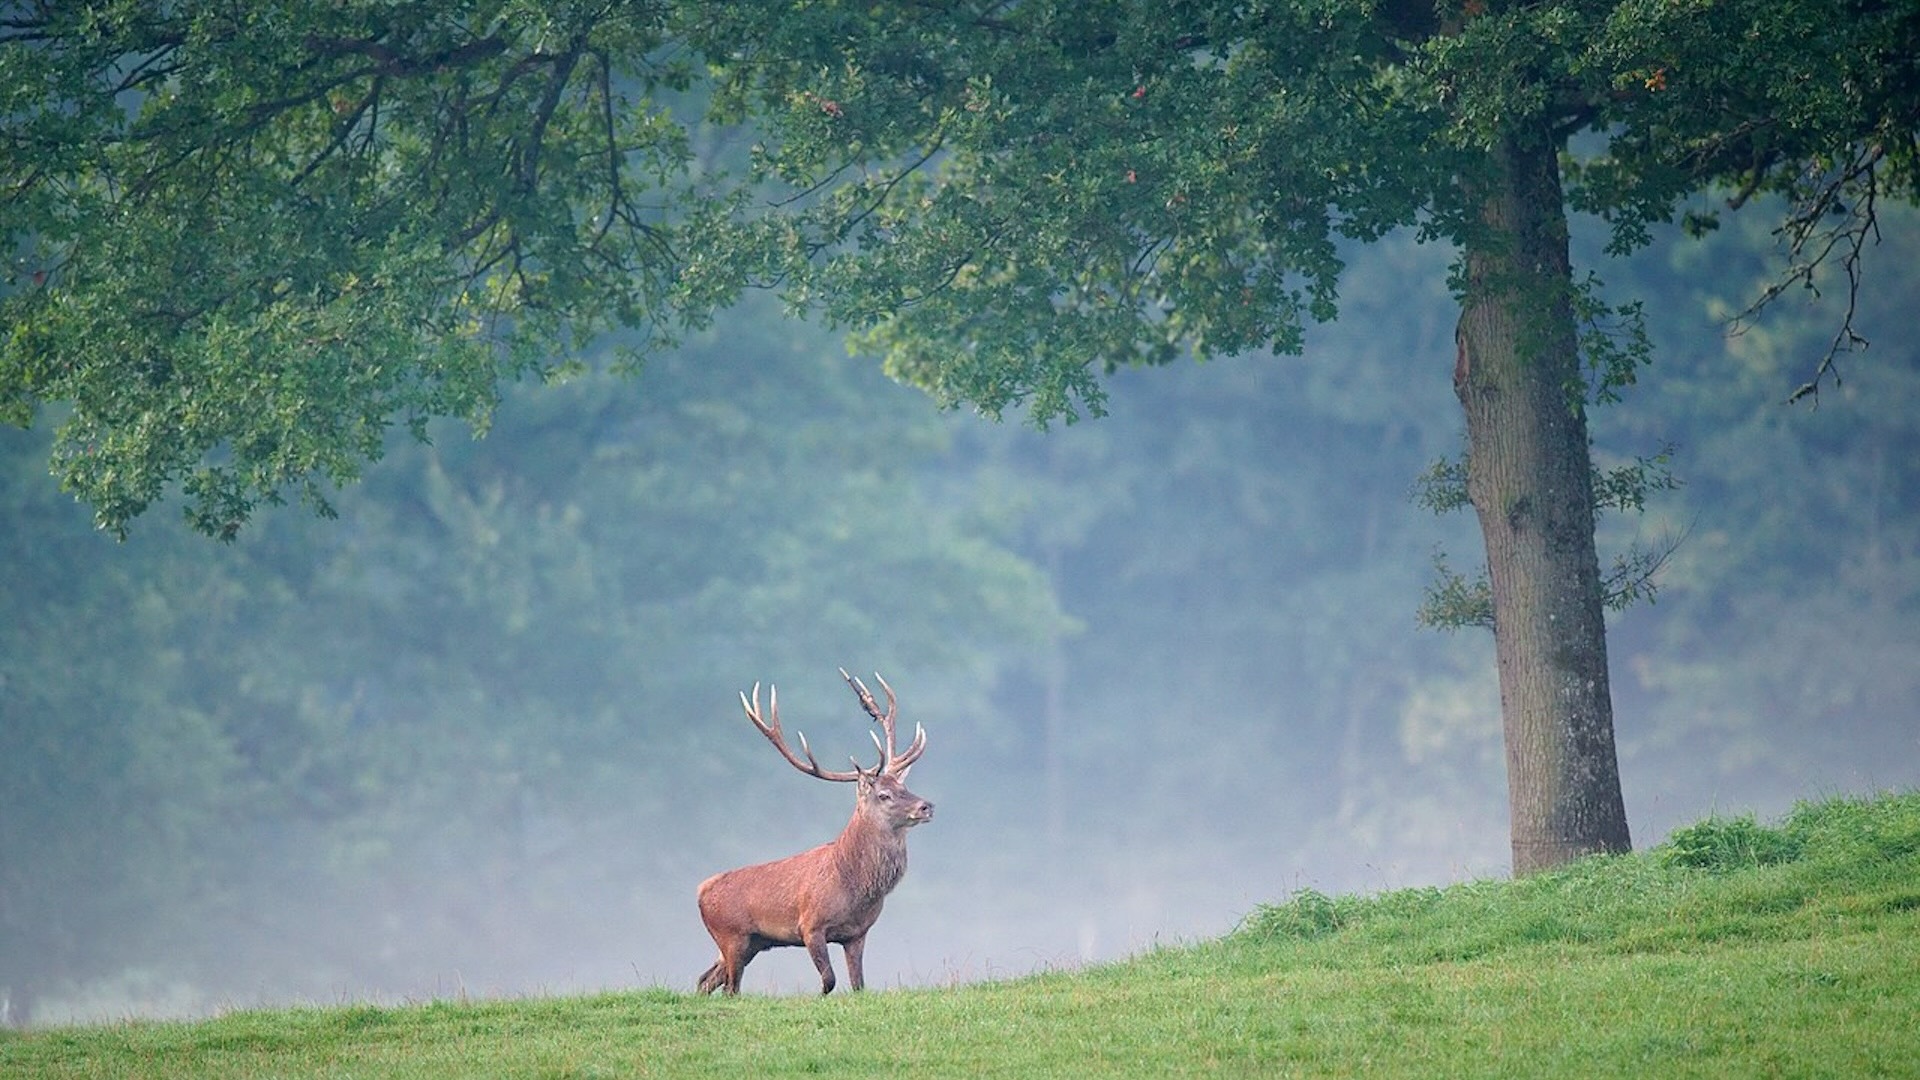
[{"x1": 7, "y1": 792, "x2": 1919, "y2": 1078}]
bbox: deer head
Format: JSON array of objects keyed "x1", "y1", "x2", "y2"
[{"x1": 740, "y1": 669, "x2": 930, "y2": 831}]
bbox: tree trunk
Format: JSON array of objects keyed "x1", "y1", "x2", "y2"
[{"x1": 1454, "y1": 127, "x2": 1633, "y2": 875}]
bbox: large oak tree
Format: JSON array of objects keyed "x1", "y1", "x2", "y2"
[
  {"x1": 675, "y1": 0, "x2": 1918, "y2": 873},
  {"x1": 3, "y1": 0, "x2": 1916, "y2": 873}
]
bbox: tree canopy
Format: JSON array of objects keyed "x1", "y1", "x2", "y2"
[
  {"x1": 678, "y1": 0, "x2": 1917, "y2": 413},
  {"x1": 0, "y1": 2, "x2": 695, "y2": 535},
  {"x1": 4, "y1": 2, "x2": 1913, "y2": 535}
]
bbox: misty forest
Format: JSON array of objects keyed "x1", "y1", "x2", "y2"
[{"x1": 3, "y1": 2, "x2": 1918, "y2": 1026}]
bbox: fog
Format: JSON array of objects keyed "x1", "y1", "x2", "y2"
[{"x1": 3, "y1": 215, "x2": 1917, "y2": 1026}]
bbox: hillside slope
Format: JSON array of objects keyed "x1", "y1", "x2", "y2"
[{"x1": 4, "y1": 792, "x2": 1917, "y2": 1078}]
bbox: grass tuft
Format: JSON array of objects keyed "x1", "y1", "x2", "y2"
[{"x1": 1660, "y1": 813, "x2": 1804, "y2": 870}]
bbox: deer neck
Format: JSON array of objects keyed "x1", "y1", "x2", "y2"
[{"x1": 833, "y1": 807, "x2": 910, "y2": 899}]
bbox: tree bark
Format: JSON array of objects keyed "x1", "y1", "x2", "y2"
[{"x1": 1454, "y1": 127, "x2": 1633, "y2": 875}]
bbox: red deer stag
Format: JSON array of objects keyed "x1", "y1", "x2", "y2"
[{"x1": 695, "y1": 670, "x2": 932, "y2": 995}]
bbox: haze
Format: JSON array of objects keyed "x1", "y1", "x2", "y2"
[{"x1": 2, "y1": 213, "x2": 1915, "y2": 1025}]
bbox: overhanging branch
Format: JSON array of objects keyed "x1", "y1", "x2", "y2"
[{"x1": 1726, "y1": 144, "x2": 1885, "y2": 407}]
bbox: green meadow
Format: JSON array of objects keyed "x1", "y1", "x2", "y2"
[{"x1": 6, "y1": 792, "x2": 1916, "y2": 1079}]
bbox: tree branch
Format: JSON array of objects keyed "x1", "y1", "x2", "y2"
[
  {"x1": 1724, "y1": 144, "x2": 1884, "y2": 406},
  {"x1": 300, "y1": 33, "x2": 509, "y2": 80}
]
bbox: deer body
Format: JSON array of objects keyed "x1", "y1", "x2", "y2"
[{"x1": 695, "y1": 672, "x2": 932, "y2": 995}]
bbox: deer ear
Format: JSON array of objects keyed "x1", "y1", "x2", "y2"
[{"x1": 891, "y1": 762, "x2": 912, "y2": 781}]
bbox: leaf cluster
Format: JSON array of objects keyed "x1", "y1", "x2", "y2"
[
  {"x1": 1414, "y1": 439, "x2": 1681, "y2": 630},
  {"x1": 0, "y1": 1, "x2": 693, "y2": 536},
  {"x1": 683, "y1": 1, "x2": 1448, "y2": 424}
]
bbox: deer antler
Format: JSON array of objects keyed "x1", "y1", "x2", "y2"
[
  {"x1": 740, "y1": 683, "x2": 863, "y2": 783},
  {"x1": 840, "y1": 669, "x2": 926, "y2": 776}
]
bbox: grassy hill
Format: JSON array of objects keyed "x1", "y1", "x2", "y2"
[{"x1": 5, "y1": 792, "x2": 1917, "y2": 1078}]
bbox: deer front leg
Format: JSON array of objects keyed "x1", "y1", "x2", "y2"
[
  {"x1": 803, "y1": 929, "x2": 837, "y2": 995},
  {"x1": 843, "y1": 933, "x2": 868, "y2": 992}
]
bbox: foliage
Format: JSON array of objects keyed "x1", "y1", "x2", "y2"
[
  {"x1": 4, "y1": 792, "x2": 1917, "y2": 1078},
  {"x1": 1415, "y1": 549, "x2": 1495, "y2": 630},
  {"x1": 0, "y1": 2, "x2": 693, "y2": 536},
  {"x1": 680, "y1": 1, "x2": 1917, "y2": 415},
  {"x1": 1414, "y1": 442, "x2": 1681, "y2": 630},
  {"x1": 6, "y1": 1, "x2": 1910, "y2": 542}
]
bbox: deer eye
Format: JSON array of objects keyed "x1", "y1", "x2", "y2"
[{"x1": 873, "y1": 789, "x2": 893, "y2": 801}]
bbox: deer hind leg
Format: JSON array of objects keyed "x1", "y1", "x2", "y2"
[
  {"x1": 695, "y1": 958, "x2": 728, "y2": 995},
  {"x1": 803, "y1": 929, "x2": 837, "y2": 995},
  {"x1": 697, "y1": 935, "x2": 759, "y2": 995}
]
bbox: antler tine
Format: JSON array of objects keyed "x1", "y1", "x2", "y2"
[
  {"x1": 892, "y1": 720, "x2": 927, "y2": 773},
  {"x1": 867, "y1": 672, "x2": 918, "y2": 771},
  {"x1": 740, "y1": 682, "x2": 861, "y2": 783},
  {"x1": 841, "y1": 668, "x2": 922, "y2": 774},
  {"x1": 840, "y1": 667, "x2": 889, "y2": 750}
]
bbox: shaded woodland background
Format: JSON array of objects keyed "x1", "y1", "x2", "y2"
[{"x1": 3, "y1": 204, "x2": 1916, "y2": 1022}]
